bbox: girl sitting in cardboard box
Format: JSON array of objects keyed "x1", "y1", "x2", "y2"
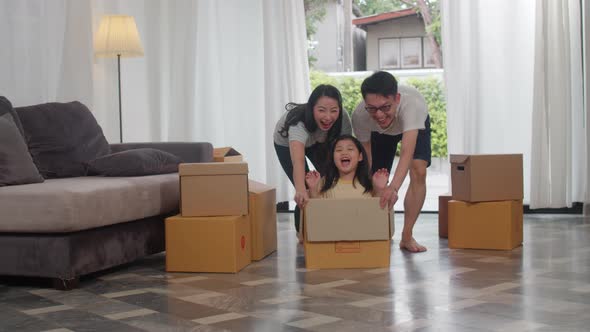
[{"x1": 305, "y1": 135, "x2": 389, "y2": 199}]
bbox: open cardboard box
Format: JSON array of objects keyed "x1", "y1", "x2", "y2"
[
  {"x1": 302, "y1": 198, "x2": 392, "y2": 269},
  {"x1": 214, "y1": 147, "x2": 243, "y2": 162}
]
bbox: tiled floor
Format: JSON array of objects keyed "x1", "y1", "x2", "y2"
[{"x1": 1, "y1": 213, "x2": 589, "y2": 332}]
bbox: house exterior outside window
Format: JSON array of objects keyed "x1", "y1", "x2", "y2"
[
  {"x1": 310, "y1": 0, "x2": 366, "y2": 72},
  {"x1": 354, "y1": 8, "x2": 436, "y2": 71}
]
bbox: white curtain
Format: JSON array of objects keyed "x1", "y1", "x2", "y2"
[
  {"x1": 0, "y1": 0, "x2": 93, "y2": 107},
  {"x1": 441, "y1": 0, "x2": 585, "y2": 207},
  {"x1": 530, "y1": 0, "x2": 584, "y2": 209},
  {"x1": 261, "y1": 0, "x2": 311, "y2": 202},
  {"x1": 0, "y1": 0, "x2": 308, "y2": 202},
  {"x1": 584, "y1": 0, "x2": 590, "y2": 215}
]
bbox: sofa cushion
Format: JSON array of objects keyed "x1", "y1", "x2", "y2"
[
  {"x1": 0, "y1": 113, "x2": 44, "y2": 186},
  {"x1": 15, "y1": 101, "x2": 111, "y2": 178},
  {"x1": 87, "y1": 148, "x2": 183, "y2": 177},
  {"x1": 0, "y1": 96, "x2": 25, "y2": 137},
  {"x1": 0, "y1": 174, "x2": 179, "y2": 233}
]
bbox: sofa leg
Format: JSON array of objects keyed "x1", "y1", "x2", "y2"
[{"x1": 51, "y1": 277, "x2": 79, "y2": 291}]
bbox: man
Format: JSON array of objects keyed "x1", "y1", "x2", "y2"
[{"x1": 352, "y1": 71, "x2": 431, "y2": 252}]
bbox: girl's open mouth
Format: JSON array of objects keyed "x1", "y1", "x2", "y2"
[{"x1": 340, "y1": 157, "x2": 350, "y2": 167}]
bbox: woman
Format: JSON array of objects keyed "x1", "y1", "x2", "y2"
[{"x1": 273, "y1": 84, "x2": 352, "y2": 233}]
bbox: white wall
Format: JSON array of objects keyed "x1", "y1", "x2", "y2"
[{"x1": 366, "y1": 15, "x2": 425, "y2": 70}]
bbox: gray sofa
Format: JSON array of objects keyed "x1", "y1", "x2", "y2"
[{"x1": 0, "y1": 98, "x2": 213, "y2": 289}]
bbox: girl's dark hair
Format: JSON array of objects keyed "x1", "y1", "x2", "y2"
[
  {"x1": 278, "y1": 84, "x2": 344, "y2": 144},
  {"x1": 320, "y1": 134, "x2": 373, "y2": 194}
]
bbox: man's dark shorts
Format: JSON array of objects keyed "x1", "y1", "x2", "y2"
[{"x1": 370, "y1": 115, "x2": 431, "y2": 174}]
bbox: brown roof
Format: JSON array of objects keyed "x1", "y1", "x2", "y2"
[{"x1": 352, "y1": 8, "x2": 418, "y2": 26}]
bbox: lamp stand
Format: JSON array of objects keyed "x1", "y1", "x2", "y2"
[{"x1": 117, "y1": 54, "x2": 123, "y2": 143}]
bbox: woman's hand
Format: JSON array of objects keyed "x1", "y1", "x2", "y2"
[{"x1": 294, "y1": 190, "x2": 310, "y2": 208}]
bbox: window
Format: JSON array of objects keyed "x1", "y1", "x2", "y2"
[
  {"x1": 378, "y1": 39, "x2": 400, "y2": 69},
  {"x1": 401, "y1": 37, "x2": 422, "y2": 68},
  {"x1": 379, "y1": 37, "x2": 434, "y2": 69}
]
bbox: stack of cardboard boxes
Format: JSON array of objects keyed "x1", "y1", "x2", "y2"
[
  {"x1": 441, "y1": 154, "x2": 524, "y2": 250},
  {"x1": 165, "y1": 148, "x2": 277, "y2": 273},
  {"x1": 302, "y1": 198, "x2": 392, "y2": 269}
]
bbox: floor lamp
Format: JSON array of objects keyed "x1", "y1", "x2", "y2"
[{"x1": 94, "y1": 15, "x2": 144, "y2": 143}]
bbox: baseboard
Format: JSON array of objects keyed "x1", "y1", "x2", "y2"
[{"x1": 523, "y1": 202, "x2": 583, "y2": 214}]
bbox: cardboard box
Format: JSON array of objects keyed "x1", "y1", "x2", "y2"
[
  {"x1": 438, "y1": 193, "x2": 452, "y2": 238},
  {"x1": 248, "y1": 180, "x2": 277, "y2": 261},
  {"x1": 448, "y1": 200, "x2": 523, "y2": 250},
  {"x1": 303, "y1": 198, "x2": 391, "y2": 269},
  {"x1": 179, "y1": 162, "x2": 248, "y2": 217},
  {"x1": 165, "y1": 214, "x2": 251, "y2": 273},
  {"x1": 450, "y1": 154, "x2": 523, "y2": 202},
  {"x1": 214, "y1": 147, "x2": 243, "y2": 162}
]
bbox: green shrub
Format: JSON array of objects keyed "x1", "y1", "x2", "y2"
[
  {"x1": 310, "y1": 70, "x2": 447, "y2": 157},
  {"x1": 405, "y1": 77, "x2": 448, "y2": 158}
]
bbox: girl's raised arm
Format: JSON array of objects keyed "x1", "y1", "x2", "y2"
[
  {"x1": 305, "y1": 170, "x2": 322, "y2": 198},
  {"x1": 371, "y1": 168, "x2": 390, "y2": 197}
]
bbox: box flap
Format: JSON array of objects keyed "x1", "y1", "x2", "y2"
[
  {"x1": 304, "y1": 198, "x2": 389, "y2": 242},
  {"x1": 450, "y1": 154, "x2": 469, "y2": 164},
  {"x1": 248, "y1": 179, "x2": 274, "y2": 194},
  {"x1": 179, "y1": 162, "x2": 248, "y2": 176},
  {"x1": 214, "y1": 147, "x2": 241, "y2": 158}
]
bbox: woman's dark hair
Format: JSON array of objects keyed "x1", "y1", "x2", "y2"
[
  {"x1": 361, "y1": 71, "x2": 398, "y2": 99},
  {"x1": 278, "y1": 84, "x2": 344, "y2": 144},
  {"x1": 320, "y1": 134, "x2": 373, "y2": 194}
]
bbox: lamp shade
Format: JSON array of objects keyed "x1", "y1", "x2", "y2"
[{"x1": 94, "y1": 15, "x2": 144, "y2": 58}]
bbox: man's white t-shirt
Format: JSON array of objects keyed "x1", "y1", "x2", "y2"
[
  {"x1": 352, "y1": 85, "x2": 427, "y2": 143},
  {"x1": 273, "y1": 111, "x2": 352, "y2": 147}
]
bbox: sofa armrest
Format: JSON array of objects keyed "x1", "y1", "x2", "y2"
[{"x1": 109, "y1": 142, "x2": 214, "y2": 163}]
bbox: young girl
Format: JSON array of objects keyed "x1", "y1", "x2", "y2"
[
  {"x1": 273, "y1": 85, "x2": 352, "y2": 232},
  {"x1": 305, "y1": 134, "x2": 389, "y2": 199}
]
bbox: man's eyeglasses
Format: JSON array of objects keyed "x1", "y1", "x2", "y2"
[{"x1": 365, "y1": 104, "x2": 392, "y2": 114}]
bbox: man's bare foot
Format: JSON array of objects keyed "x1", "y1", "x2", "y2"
[
  {"x1": 372, "y1": 168, "x2": 389, "y2": 193},
  {"x1": 399, "y1": 237, "x2": 427, "y2": 252}
]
